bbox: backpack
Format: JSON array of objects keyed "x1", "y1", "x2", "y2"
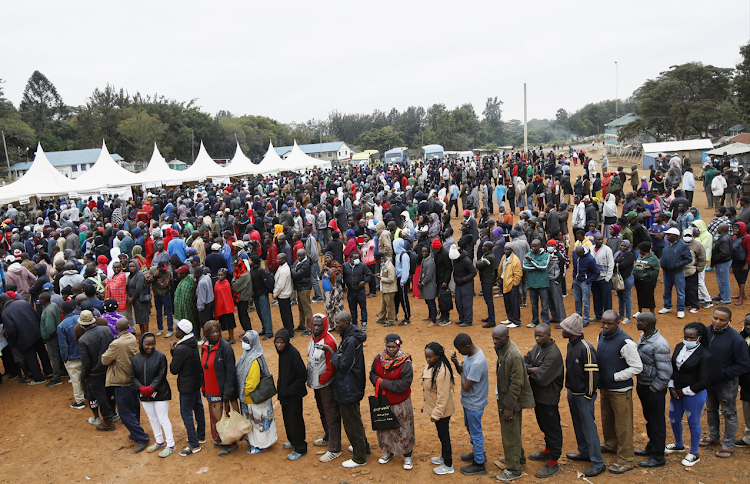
[
  {"x1": 438, "y1": 287, "x2": 453, "y2": 313},
  {"x1": 733, "y1": 235, "x2": 748, "y2": 262},
  {"x1": 261, "y1": 269, "x2": 275, "y2": 293},
  {"x1": 404, "y1": 250, "x2": 418, "y2": 276}
]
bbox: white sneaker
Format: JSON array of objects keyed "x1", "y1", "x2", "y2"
[
  {"x1": 87, "y1": 416, "x2": 101, "y2": 425},
  {"x1": 506, "y1": 323, "x2": 519, "y2": 328},
  {"x1": 632, "y1": 312, "x2": 641, "y2": 319},
  {"x1": 677, "y1": 311, "x2": 685, "y2": 319},
  {"x1": 689, "y1": 308, "x2": 699, "y2": 314},
  {"x1": 348, "y1": 445, "x2": 353, "y2": 452},
  {"x1": 433, "y1": 464, "x2": 455, "y2": 475},
  {"x1": 378, "y1": 452, "x2": 395, "y2": 464},
  {"x1": 657, "y1": 308, "x2": 671, "y2": 314},
  {"x1": 621, "y1": 318, "x2": 630, "y2": 324},
  {"x1": 431, "y1": 456, "x2": 444, "y2": 465},
  {"x1": 319, "y1": 451, "x2": 341, "y2": 463},
  {"x1": 342, "y1": 459, "x2": 366, "y2": 468},
  {"x1": 165, "y1": 331, "x2": 173, "y2": 338},
  {"x1": 156, "y1": 330, "x2": 163, "y2": 336},
  {"x1": 681, "y1": 453, "x2": 700, "y2": 466},
  {"x1": 403, "y1": 456, "x2": 413, "y2": 470},
  {"x1": 499, "y1": 320, "x2": 511, "y2": 325},
  {"x1": 664, "y1": 443, "x2": 686, "y2": 454}
]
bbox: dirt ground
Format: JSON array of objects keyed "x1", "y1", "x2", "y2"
[{"x1": 2, "y1": 158, "x2": 750, "y2": 484}]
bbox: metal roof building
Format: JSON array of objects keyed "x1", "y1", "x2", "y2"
[
  {"x1": 10, "y1": 148, "x2": 125, "y2": 179},
  {"x1": 274, "y1": 141, "x2": 353, "y2": 162}
]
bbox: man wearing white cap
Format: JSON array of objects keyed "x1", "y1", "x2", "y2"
[
  {"x1": 658, "y1": 227, "x2": 693, "y2": 319},
  {"x1": 169, "y1": 319, "x2": 205, "y2": 456}
]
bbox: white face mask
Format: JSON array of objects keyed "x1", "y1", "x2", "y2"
[
  {"x1": 547, "y1": 246, "x2": 555, "y2": 253},
  {"x1": 241, "y1": 342, "x2": 251, "y2": 351},
  {"x1": 683, "y1": 236, "x2": 693, "y2": 243},
  {"x1": 351, "y1": 259, "x2": 360, "y2": 265}
]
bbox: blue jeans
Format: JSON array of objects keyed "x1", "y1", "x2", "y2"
[
  {"x1": 311, "y1": 261, "x2": 323, "y2": 300},
  {"x1": 463, "y1": 407, "x2": 485, "y2": 464},
  {"x1": 670, "y1": 389, "x2": 707, "y2": 454},
  {"x1": 154, "y1": 294, "x2": 173, "y2": 331},
  {"x1": 706, "y1": 378, "x2": 739, "y2": 449},
  {"x1": 567, "y1": 390, "x2": 604, "y2": 466},
  {"x1": 713, "y1": 260, "x2": 732, "y2": 302},
  {"x1": 572, "y1": 280, "x2": 592, "y2": 324},
  {"x1": 254, "y1": 294, "x2": 273, "y2": 336},
  {"x1": 663, "y1": 271, "x2": 686, "y2": 311},
  {"x1": 528, "y1": 287, "x2": 550, "y2": 325},
  {"x1": 115, "y1": 385, "x2": 149, "y2": 443},
  {"x1": 617, "y1": 274, "x2": 634, "y2": 318},
  {"x1": 180, "y1": 392, "x2": 206, "y2": 449}
]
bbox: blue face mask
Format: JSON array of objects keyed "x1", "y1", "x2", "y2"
[{"x1": 683, "y1": 340, "x2": 699, "y2": 349}]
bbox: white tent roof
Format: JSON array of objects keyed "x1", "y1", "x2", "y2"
[
  {"x1": 0, "y1": 143, "x2": 78, "y2": 204},
  {"x1": 706, "y1": 142, "x2": 750, "y2": 156},
  {"x1": 74, "y1": 141, "x2": 144, "y2": 191},
  {"x1": 224, "y1": 142, "x2": 262, "y2": 177},
  {"x1": 254, "y1": 141, "x2": 285, "y2": 174},
  {"x1": 139, "y1": 144, "x2": 183, "y2": 186},
  {"x1": 642, "y1": 139, "x2": 713, "y2": 154},
  {"x1": 177, "y1": 142, "x2": 229, "y2": 182},
  {"x1": 283, "y1": 140, "x2": 331, "y2": 171}
]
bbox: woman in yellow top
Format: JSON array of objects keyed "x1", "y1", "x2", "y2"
[
  {"x1": 422, "y1": 342, "x2": 455, "y2": 475},
  {"x1": 573, "y1": 230, "x2": 593, "y2": 249},
  {"x1": 236, "y1": 330, "x2": 277, "y2": 454}
]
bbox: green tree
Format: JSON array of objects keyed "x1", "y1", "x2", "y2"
[
  {"x1": 117, "y1": 109, "x2": 168, "y2": 162},
  {"x1": 481, "y1": 96, "x2": 504, "y2": 143},
  {"x1": 735, "y1": 42, "x2": 750, "y2": 125},
  {"x1": 355, "y1": 126, "x2": 405, "y2": 154},
  {"x1": 19, "y1": 71, "x2": 67, "y2": 133}
]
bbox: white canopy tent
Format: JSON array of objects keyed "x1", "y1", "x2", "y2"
[
  {"x1": 176, "y1": 142, "x2": 229, "y2": 182},
  {"x1": 224, "y1": 142, "x2": 262, "y2": 177},
  {"x1": 283, "y1": 140, "x2": 331, "y2": 171},
  {"x1": 254, "y1": 141, "x2": 285, "y2": 174},
  {"x1": 140, "y1": 143, "x2": 185, "y2": 187},
  {"x1": 0, "y1": 143, "x2": 78, "y2": 204},
  {"x1": 74, "y1": 141, "x2": 144, "y2": 191}
]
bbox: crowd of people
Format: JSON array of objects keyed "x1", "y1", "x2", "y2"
[{"x1": 0, "y1": 146, "x2": 749, "y2": 480}]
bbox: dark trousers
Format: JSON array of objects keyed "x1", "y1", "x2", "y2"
[
  {"x1": 435, "y1": 416, "x2": 453, "y2": 467},
  {"x1": 425, "y1": 298, "x2": 437, "y2": 323},
  {"x1": 281, "y1": 399, "x2": 307, "y2": 454},
  {"x1": 237, "y1": 300, "x2": 253, "y2": 331},
  {"x1": 315, "y1": 385, "x2": 342, "y2": 453},
  {"x1": 45, "y1": 335, "x2": 63, "y2": 380},
  {"x1": 528, "y1": 287, "x2": 550, "y2": 325},
  {"x1": 115, "y1": 385, "x2": 149, "y2": 443},
  {"x1": 534, "y1": 403, "x2": 563, "y2": 460},
  {"x1": 448, "y1": 199, "x2": 459, "y2": 217},
  {"x1": 254, "y1": 294, "x2": 273, "y2": 336},
  {"x1": 637, "y1": 384, "x2": 667, "y2": 460},
  {"x1": 455, "y1": 282, "x2": 474, "y2": 325},
  {"x1": 22, "y1": 338, "x2": 52, "y2": 381},
  {"x1": 347, "y1": 289, "x2": 368, "y2": 326},
  {"x1": 154, "y1": 294, "x2": 173, "y2": 331},
  {"x1": 685, "y1": 272, "x2": 700, "y2": 310},
  {"x1": 685, "y1": 190, "x2": 694, "y2": 205},
  {"x1": 591, "y1": 279, "x2": 612, "y2": 318},
  {"x1": 481, "y1": 282, "x2": 495, "y2": 323},
  {"x1": 366, "y1": 264, "x2": 378, "y2": 294},
  {"x1": 180, "y1": 391, "x2": 206, "y2": 449},
  {"x1": 394, "y1": 283, "x2": 411, "y2": 320},
  {"x1": 198, "y1": 301, "x2": 214, "y2": 326},
  {"x1": 503, "y1": 285, "x2": 521, "y2": 324},
  {"x1": 278, "y1": 297, "x2": 294, "y2": 333},
  {"x1": 339, "y1": 400, "x2": 370, "y2": 464},
  {"x1": 0, "y1": 349, "x2": 20, "y2": 379},
  {"x1": 87, "y1": 375, "x2": 114, "y2": 420}
]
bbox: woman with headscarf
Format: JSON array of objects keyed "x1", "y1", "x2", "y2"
[
  {"x1": 613, "y1": 240, "x2": 636, "y2": 323},
  {"x1": 603, "y1": 194, "x2": 618, "y2": 237},
  {"x1": 200, "y1": 320, "x2": 239, "y2": 456},
  {"x1": 606, "y1": 224, "x2": 623, "y2": 254},
  {"x1": 320, "y1": 252, "x2": 344, "y2": 323},
  {"x1": 127, "y1": 259, "x2": 150, "y2": 335},
  {"x1": 343, "y1": 229, "x2": 358, "y2": 262},
  {"x1": 96, "y1": 255, "x2": 109, "y2": 273},
  {"x1": 422, "y1": 341, "x2": 455, "y2": 475},
  {"x1": 368, "y1": 333, "x2": 415, "y2": 470},
  {"x1": 132, "y1": 245, "x2": 147, "y2": 270},
  {"x1": 584, "y1": 221, "x2": 601, "y2": 245},
  {"x1": 428, "y1": 213, "x2": 441, "y2": 239},
  {"x1": 236, "y1": 330, "x2": 277, "y2": 454},
  {"x1": 274, "y1": 328, "x2": 309, "y2": 460},
  {"x1": 633, "y1": 241, "x2": 660, "y2": 316}
]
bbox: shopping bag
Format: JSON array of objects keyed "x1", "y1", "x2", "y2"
[
  {"x1": 216, "y1": 408, "x2": 253, "y2": 445},
  {"x1": 368, "y1": 380, "x2": 400, "y2": 431}
]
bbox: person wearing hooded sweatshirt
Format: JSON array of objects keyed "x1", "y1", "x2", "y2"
[
  {"x1": 39, "y1": 292, "x2": 63, "y2": 386},
  {"x1": 274, "y1": 328, "x2": 309, "y2": 460},
  {"x1": 130, "y1": 332, "x2": 175, "y2": 457},
  {"x1": 375, "y1": 221, "x2": 393, "y2": 259},
  {"x1": 28, "y1": 263, "x2": 50, "y2": 306},
  {"x1": 169, "y1": 319, "x2": 206, "y2": 456},
  {"x1": 572, "y1": 245, "x2": 599, "y2": 327},
  {"x1": 691, "y1": 220, "x2": 714, "y2": 309},
  {"x1": 5, "y1": 258, "x2": 37, "y2": 302},
  {"x1": 393, "y1": 238, "x2": 412, "y2": 326},
  {"x1": 307, "y1": 314, "x2": 341, "y2": 462}
]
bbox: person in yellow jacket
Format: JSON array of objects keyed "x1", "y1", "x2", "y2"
[
  {"x1": 423, "y1": 341, "x2": 456, "y2": 475},
  {"x1": 236, "y1": 330, "x2": 277, "y2": 454},
  {"x1": 497, "y1": 244, "x2": 523, "y2": 328}
]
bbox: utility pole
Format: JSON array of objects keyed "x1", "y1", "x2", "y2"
[
  {"x1": 1, "y1": 130, "x2": 9, "y2": 176},
  {"x1": 615, "y1": 61, "x2": 619, "y2": 119},
  {"x1": 191, "y1": 129, "x2": 194, "y2": 161},
  {"x1": 523, "y1": 83, "x2": 528, "y2": 153}
]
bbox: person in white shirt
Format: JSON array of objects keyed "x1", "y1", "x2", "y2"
[
  {"x1": 591, "y1": 234, "x2": 614, "y2": 322},
  {"x1": 273, "y1": 253, "x2": 295, "y2": 335},
  {"x1": 711, "y1": 172, "x2": 727, "y2": 202},
  {"x1": 682, "y1": 167, "x2": 696, "y2": 205},
  {"x1": 572, "y1": 197, "x2": 587, "y2": 231}
]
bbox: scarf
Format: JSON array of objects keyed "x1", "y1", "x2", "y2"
[
  {"x1": 232, "y1": 259, "x2": 248, "y2": 303},
  {"x1": 236, "y1": 330, "x2": 269, "y2": 400},
  {"x1": 378, "y1": 348, "x2": 411, "y2": 371}
]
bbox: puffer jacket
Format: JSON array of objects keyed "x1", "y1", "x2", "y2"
[
  {"x1": 330, "y1": 323, "x2": 368, "y2": 404},
  {"x1": 635, "y1": 329, "x2": 673, "y2": 392},
  {"x1": 130, "y1": 333, "x2": 172, "y2": 401},
  {"x1": 170, "y1": 334, "x2": 203, "y2": 394},
  {"x1": 79, "y1": 324, "x2": 115, "y2": 380},
  {"x1": 290, "y1": 256, "x2": 312, "y2": 291},
  {"x1": 452, "y1": 252, "x2": 477, "y2": 286}
]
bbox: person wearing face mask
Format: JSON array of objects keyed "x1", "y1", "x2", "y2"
[
  {"x1": 342, "y1": 252, "x2": 371, "y2": 331},
  {"x1": 236, "y1": 330, "x2": 277, "y2": 455},
  {"x1": 682, "y1": 229, "x2": 706, "y2": 315},
  {"x1": 702, "y1": 307, "x2": 750, "y2": 459}
]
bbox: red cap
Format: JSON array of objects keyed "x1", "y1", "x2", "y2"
[
  {"x1": 463, "y1": 210, "x2": 470, "y2": 216},
  {"x1": 431, "y1": 238, "x2": 442, "y2": 249}
]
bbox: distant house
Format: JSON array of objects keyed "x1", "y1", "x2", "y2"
[
  {"x1": 274, "y1": 142, "x2": 353, "y2": 163},
  {"x1": 729, "y1": 124, "x2": 746, "y2": 137},
  {"x1": 167, "y1": 159, "x2": 187, "y2": 171},
  {"x1": 730, "y1": 133, "x2": 750, "y2": 145},
  {"x1": 10, "y1": 148, "x2": 125, "y2": 179}
]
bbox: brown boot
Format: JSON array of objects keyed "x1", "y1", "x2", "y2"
[{"x1": 96, "y1": 419, "x2": 116, "y2": 431}]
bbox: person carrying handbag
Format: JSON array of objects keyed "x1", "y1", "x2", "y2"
[{"x1": 236, "y1": 329, "x2": 277, "y2": 455}]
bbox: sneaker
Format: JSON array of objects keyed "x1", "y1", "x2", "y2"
[
  {"x1": 283, "y1": 442, "x2": 294, "y2": 449},
  {"x1": 657, "y1": 308, "x2": 671, "y2": 314},
  {"x1": 148, "y1": 442, "x2": 166, "y2": 453},
  {"x1": 712, "y1": 295, "x2": 722, "y2": 301},
  {"x1": 112, "y1": 412, "x2": 121, "y2": 423},
  {"x1": 347, "y1": 445, "x2": 371, "y2": 454},
  {"x1": 378, "y1": 452, "x2": 395, "y2": 464},
  {"x1": 460, "y1": 461, "x2": 487, "y2": 475},
  {"x1": 313, "y1": 438, "x2": 329, "y2": 446},
  {"x1": 362, "y1": 322, "x2": 367, "y2": 331},
  {"x1": 179, "y1": 446, "x2": 201, "y2": 456},
  {"x1": 342, "y1": 459, "x2": 366, "y2": 468},
  {"x1": 702, "y1": 302, "x2": 714, "y2": 309},
  {"x1": 496, "y1": 469, "x2": 522, "y2": 481},
  {"x1": 689, "y1": 308, "x2": 700, "y2": 314},
  {"x1": 159, "y1": 446, "x2": 175, "y2": 458},
  {"x1": 431, "y1": 456, "x2": 444, "y2": 465},
  {"x1": 677, "y1": 311, "x2": 685, "y2": 319},
  {"x1": 526, "y1": 323, "x2": 537, "y2": 328},
  {"x1": 458, "y1": 322, "x2": 472, "y2": 327},
  {"x1": 218, "y1": 444, "x2": 238, "y2": 456},
  {"x1": 481, "y1": 322, "x2": 495, "y2": 328},
  {"x1": 319, "y1": 451, "x2": 341, "y2": 462},
  {"x1": 403, "y1": 456, "x2": 413, "y2": 470},
  {"x1": 664, "y1": 444, "x2": 685, "y2": 454},
  {"x1": 287, "y1": 451, "x2": 304, "y2": 460},
  {"x1": 535, "y1": 463, "x2": 560, "y2": 478},
  {"x1": 87, "y1": 416, "x2": 102, "y2": 425},
  {"x1": 28, "y1": 379, "x2": 46, "y2": 386},
  {"x1": 433, "y1": 464, "x2": 454, "y2": 475},
  {"x1": 165, "y1": 331, "x2": 173, "y2": 338},
  {"x1": 506, "y1": 323, "x2": 520, "y2": 328},
  {"x1": 681, "y1": 453, "x2": 700, "y2": 466},
  {"x1": 498, "y1": 320, "x2": 511, "y2": 325},
  {"x1": 70, "y1": 401, "x2": 86, "y2": 409},
  {"x1": 156, "y1": 330, "x2": 163, "y2": 336},
  {"x1": 45, "y1": 379, "x2": 63, "y2": 387},
  {"x1": 632, "y1": 312, "x2": 641, "y2": 319},
  {"x1": 398, "y1": 319, "x2": 411, "y2": 326},
  {"x1": 437, "y1": 319, "x2": 452, "y2": 327}
]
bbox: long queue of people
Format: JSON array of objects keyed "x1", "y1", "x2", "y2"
[{"x1": 0, "y1": 148, "x2": 750, "y2": 480}]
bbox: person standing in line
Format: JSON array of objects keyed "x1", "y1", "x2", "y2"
[
  {"x1": 318, "y1": 311, "x2": 371, "y2": 469},
  {"x1": 476, "y1": 241, "x2": 496, "y2": 328},
  {"x1": 451, "y1": 244, "x2": 478, "y2": 328},
  {"x1": 450, "y1": 333, "x2": 489, "y2": 476},
  {"x1": 418, "y1": 245, "x2": 438, "y2": 328},
  {"x1": 735, "y1": 315, "x2": 750, "y2": 448},
  {"x1": 658, "y1": 227, "x2": 692, "y2": 319},
  {"x1": 77, "y1": 310, "x2": 117, "y2": 431},
  {"x1": 273, "y1": 253, "x2": 295, "y2": 336},
  {"x1": 596, "y1": 310, "x2": 643, "y2": 474},
  {"x1": 195, "y1": 266, "x2": 215, "y2": 328},
  {"x1": 274, "y1": 328, "x2": 309, "y2": 461},
  {"x1": 393, "y1": 238, "x2": 412, "y2": 326},
  {"x1": 571, "y1": 246, "x2": 599, "y2": 328},
  {"x1": 711, "y1": 224, "x2": 733, "y2": 304},
  {"x1": 523, "y1": 323, "x2": 564, "y2": 478},
  {"x1": 38, "y1": 291, "x2": 63, "y2": 386},
  {"x1": 492, "y1": 325, "x2": 535, "y2": 482},
  {"x1": 523, "y1": 239, "x2": 551, "y2": 328},
  {"x1": 423, "y1": 342, "x2": 455, "y2": 475},
  {"x1": 342, "y1": 252, "x2": 371, "y2": 330},
  {"x1": 497, "y1": 244, "x2": 523, "y2": 328},
  {"x1": 291, "y1": 248, "x2": 313, "y2": 336},
  {"x1": 375, "y1": 251, "x2": 397, "y2": 327},
  {"x1": 633, "y1": 312, "x2": 673, "y2": 468},
  {"x1": 432, "y1": 238, "x2": 453, "y2": 325},
  {"x1": 682, "y1": 228, "x2": 706, "y2": 314},
  {"x1": 169, "y1": 319, "x2": 206, "y2": 457},
  {"x1": 560, "y1": 313, "x2": 605, "y2": 478},
  {"x1": 248, "y1": 254, "x2": 274, "y2": 339},
  {"x1": 591, "y1": 234, "x2": 613, "y2": 322},
  {"x1": 57, "y1": 301, "x2": 86, "y2": 408},
  {"x1": 213, "y1": 268, "x2": 237, "y2": 344}
]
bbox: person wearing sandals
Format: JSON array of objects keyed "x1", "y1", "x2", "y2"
[
  {"x1": 130, "y1": 332, "x2": 175, "y2": 457},
  {"x1": 236, "y1": 330, "x2": 277, "y2": 455},
  {"x1": 666, "y1": 322, "x2": 713, "y2": 466},
  {"x1": 274, "y1": 328, "x2": 308, "y2": 460},
  {"x1": 307, "y1": 314, "x2": 342, "y2": 463},
  {"x1": 702, "y1": 307, "x2": 750, "y2": 459},
  {"x1": 200, "y1": 320, "x2": 240, "y2": 456},
  {"x1": 368, "y1": 333, "x2": 415, "y2": 470},
  {"x1": 422, "y1": 342, "x2": 455, "y2": 475},
  {"x1": 169, "y1": 319, "x2": 206, "y2": 457}
]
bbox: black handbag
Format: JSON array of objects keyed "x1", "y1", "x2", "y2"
[
  {"x1": 368, "y1": 379, "x2": 401, "y2": 431},
  {"x1": 250, "y1": 372, "x2": 277, "y2": 403}
]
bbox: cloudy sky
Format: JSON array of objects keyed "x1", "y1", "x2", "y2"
[{"x1": 3, "y1": 0, "x2": 748, "y2": 125}]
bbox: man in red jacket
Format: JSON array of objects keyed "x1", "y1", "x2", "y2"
[{"x1": 307, "y1": 314, "x2": 341, "y2": 463}]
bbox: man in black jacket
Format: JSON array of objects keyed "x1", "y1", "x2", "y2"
[
  {"x1": 432, "y1": 239, "x2": 453, "y2": 325},
  {"x1": 249, "y1": 254, "x2": 274, "y2": 339},
  {"x1": 275, "y1": 328, "x2": 309, "y2": 460},
  {"x1": 342, "y1": 253, "x2": 371, "y2": 330},
  {"x1": 711, "y1": 224, "x2": 733, "y2": 304},
  {"x1": 291, "y1": 249, "x2": 313, "y2": 336},
  {"x1": 78, "y1": 310, "x2": 116, "y2": 431},
  {"x1": 458, "y1": 221, "x2": 476, "y2": 261},
  {"x1": 476, "y1": 241, "x2": 496, "y2": 328},
  {"x1": 0, "y1": 294, "x2": 52, "y2": 384},
  {"x1": 170, "y1": 319, "x2": 205, "y2": 456},
  {"x1": 319, "y1": 311, "x2": 370, "y2": 468},
  {"x1": 450, "y1": 244, "x2": 478, "y2": 327}
]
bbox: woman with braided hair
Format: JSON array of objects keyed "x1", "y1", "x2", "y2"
[{"x1": 422, "y1": 341, "x2": 455, "y2": 475}]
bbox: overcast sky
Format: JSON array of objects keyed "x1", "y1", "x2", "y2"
[{"x1": 3, "y1": 0, "x2": 748, "y2": 127}]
